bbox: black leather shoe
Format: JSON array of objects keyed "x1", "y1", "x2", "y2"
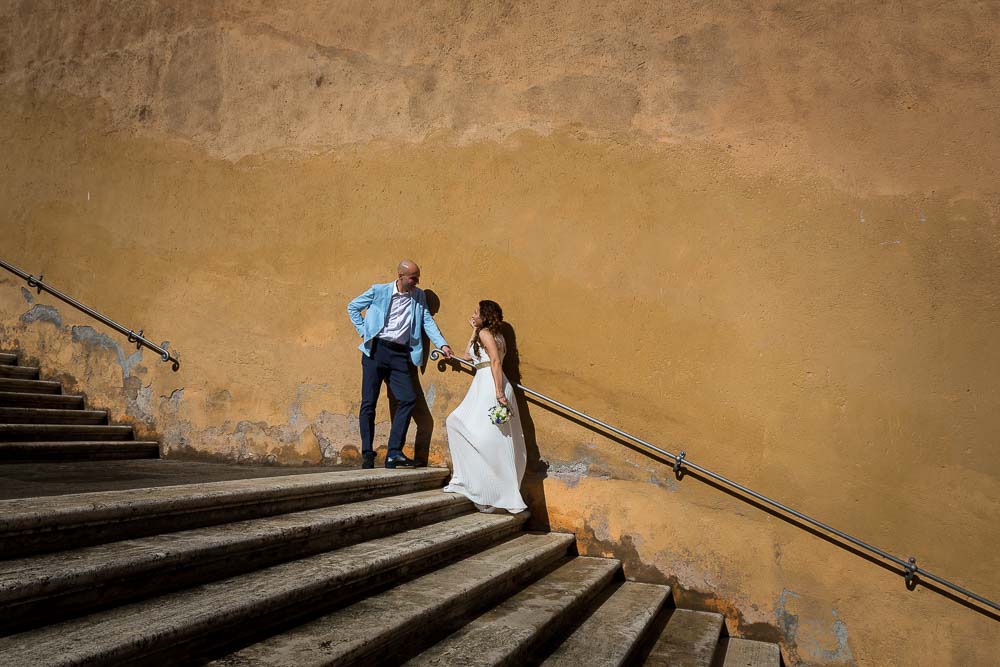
[
  {"x1": 385, "y1": 453, "x2": 415, "y2": 469},
  {"x1": 361, "y1": 453, "x2": 375, "y2": 470}
]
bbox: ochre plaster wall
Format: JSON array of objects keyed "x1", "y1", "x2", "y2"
[{"x1": 1, "y1": 2, "x2": 998, "y2": 664}]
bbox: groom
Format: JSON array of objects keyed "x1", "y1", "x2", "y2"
[{"x1": 347, "y1": 260, "x2": 453, "y2": 469}]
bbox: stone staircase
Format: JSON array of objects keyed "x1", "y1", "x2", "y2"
[
  {"x1": 0, "y1": 352, "x2": 159, "y2": 461},
  {"x1": 0, "y1": 351, "x2": 782, "y2": 666}
]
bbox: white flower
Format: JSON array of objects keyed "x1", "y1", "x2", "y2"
[{"x1": 487, "y1": 404, "x2": 511, "y2": 425}]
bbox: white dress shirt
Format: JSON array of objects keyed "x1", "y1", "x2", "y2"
[{"x1": 377, "y1": 281, "x2": 413, "y2": 344}]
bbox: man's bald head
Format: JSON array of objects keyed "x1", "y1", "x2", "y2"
[{"x1": 396, "y1": 259, "x2": 421, "y2": 293}]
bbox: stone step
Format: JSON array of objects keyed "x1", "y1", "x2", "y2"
[
  {"x1": 0, "y1": 407, "x2": 107, "y2": 425},
  {"x1": 0, "y1": 366, "x2": 38, "y2": 380},
  {"x1": 0, "y1": 378, "x2": 61, "y2": 395},
  {"x1": 0, "y1": 441, "x2": 159, "y2": 463},
  {"x1": 543, "y1": 582, "x2": 671, "y2": 667},
  {"x1": 0, "y1": 489, "x2": 472, "y2": 633},
  {"x1": 0, "y1": 467, "x2": 451, "y2": 558},
  {"x1": 0, "y1": 424, "x2": 133, "y2": 442},
  {"x1": 209, "y1": 532, "x2": 577, "y2": 666},
  {"x1": 0, "y1": 512, "x2": 526, "y2": 666},
  {"x1": 0, "y1": 460, "x2": 365, "y2": 500},
  {"x1": 721, "y1": 638, "x2": 782, "y2": 667},
  {"x1": 405, "y1": 556, "x2": 622, "y2": 666},
  {"x1": 0, "y1": 353, "x2": 16, "y2": 366},
  {"x1": 644, "y1": 609, "x2": 725, "y2": 667},
  {"x1": 0, "y1": 392, "x2": 85, "y2": 409}
]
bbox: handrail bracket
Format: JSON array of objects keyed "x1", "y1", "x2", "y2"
[
  {"x1": 673, "y1": 450, "x2": 687, "y2": 479},
  {"x1": 905, "y1": 556, "x2": 919, "y2": 590}
]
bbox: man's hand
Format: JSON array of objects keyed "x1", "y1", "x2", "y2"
[{"x1": 440, "y1": 345, "x2": 453, "y2": 359}]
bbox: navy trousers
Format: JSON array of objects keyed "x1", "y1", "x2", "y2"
[{"x1": 359, "y1": 339, "x2": 417, "y2": 458}]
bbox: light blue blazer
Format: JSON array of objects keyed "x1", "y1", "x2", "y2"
[{"x1": 347, "y1": 282, "x2": 448, "y2": 366}]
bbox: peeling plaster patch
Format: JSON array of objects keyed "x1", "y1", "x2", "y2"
[
  {"x1": 622, "y1": 450, "x2": 679, "y2": 490},
  {"x1": 287, "y1": 383, "x2": 331, "y2": 429},
  {"x1": 548, "y1": 450, "x2": 673, "y2": 490},
  {"x1": 123, "y1": 375, "x2": 155, "y2": 425},
  {"x1": 159, "y1": 383, "x2": 359, "y2": 464},
  {"x1": 549, "y1": 460, "x2": 595, "y2": 487},
  {"x1": 284, "y1": 386, "x2": 360, "y2": 462},
  {"x1": 810, "y1": 609, "x2": 854, "y2": 664},
  {"x1": 71, "y1": 325, "x2": 144, "y2": 379},
  {"x1": 135, "y1": 382, "x2": 154, "y2": 417},
  {"x1": 776, "y1": 588, "x2": 801, "y2": 643},
  {"x1": 775, "y1": 589, "x2": 856, "y2": 665},
  {"x1": 288, "y1": 388, "x2": 305, "y2": 429},
  {"x1": 647, "y1": 472, "x2": 678, "y2": 491},
  {"x1": 229, "y1": 421, "x2": 292, "y2": 463},
  {"x1": 20, "y1": 304, "x2": 61, "y2": 327},
  {"x1": 311, "y1": 414, "x2": 362, "y2": 465},
  {"x1": 308, "y1": 410, "x2": 360, "y2": 456},
  {"x1": 588, "y1": 514, "x2": 612, "y2": 543},
  {"x1": 20, "y1": 287, "x2": 33, "y2": 304},
  {"x1": 424, "y1": 382, "x2": 436, "y2": 410},
  {"x1": 159, "y1": 388, "x2": 191, "y2": 448},
  {"x1": 315, "y1": 429, "x2": 336, "y2": 461}
]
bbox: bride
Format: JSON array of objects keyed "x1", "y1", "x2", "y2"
[{"x1": 443, "y1": 300, "x2": 528, "y2": 514}]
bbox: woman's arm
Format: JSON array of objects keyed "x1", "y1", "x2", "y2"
[{"x1": 479, "y1": 329, "x2": 507, "y2": 406}]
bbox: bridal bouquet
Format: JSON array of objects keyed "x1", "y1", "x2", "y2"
[{"x1": 487, "y1": 403, "x2": 512, "y2": 425}]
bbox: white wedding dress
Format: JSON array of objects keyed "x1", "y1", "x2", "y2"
[{"x1": 443, "y1": 334, "x2": 528, "y2": 514}]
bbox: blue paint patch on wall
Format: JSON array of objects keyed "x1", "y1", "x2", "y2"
[
  {"x1": 287, "y1": 384, "x2": 332, "y2": 429},
  {"x1": 20, "y1": 304, "x2": 62, "y2": 327},
  {"x1": 814, "y1": 609, "x2": 855, "y2": 663},
  {"x1": 71, "y1": 325, "x2": 143, "y2": 377},
  {"x1": 776, "y1": 588, "x2": 800, "y2": 643},
  {"x1": 775, "y1": 588, "x2": 854, "y2": 665},
  {"x1": 20, "y1": 287, "x2": 34, "y2": 304},
  {"x1": 549, "y1": 460, "x2": 610, "y2": 487}
]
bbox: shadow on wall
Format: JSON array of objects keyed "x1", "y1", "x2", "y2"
[
  {"x1": 500, "y1": 320, "x2": 550, "y2": 531},
  {"x1": 387, "y1": 290, "x2": 440, "y2": 467}
]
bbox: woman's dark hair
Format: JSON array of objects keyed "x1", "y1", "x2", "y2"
[{"x1": 471, "y1": 300, "x2": 504, "y2": 357}]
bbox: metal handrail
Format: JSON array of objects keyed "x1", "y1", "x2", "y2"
[
  {"x1": 1, "y1": 258, "x2": 180, "y2": 371},
  {"x1": 430, "y1": 349, "x2": 999, "y2": 615}
]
